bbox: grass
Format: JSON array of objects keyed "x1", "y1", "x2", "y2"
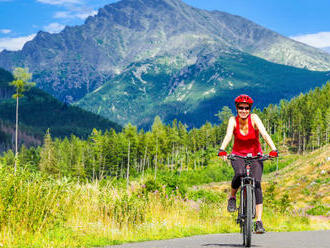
[{"x1": 0, "y1": 146, "x2": 329, "y2": 247}]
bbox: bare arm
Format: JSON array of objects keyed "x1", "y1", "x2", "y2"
[
  {"x1": 220, "y1": 117, "x2": 235, "y2": 150},
  {"x1": 252, "y1": 114, "x2": 277, "y2": 150}
]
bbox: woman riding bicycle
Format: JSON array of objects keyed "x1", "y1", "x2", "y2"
[{"x1": 218, "y1": 94, "x2": 278, "y2": 234}]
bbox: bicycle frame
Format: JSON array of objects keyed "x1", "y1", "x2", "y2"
[{"x1": 228, "y1": 153, "x2": 270, "y2": 247}]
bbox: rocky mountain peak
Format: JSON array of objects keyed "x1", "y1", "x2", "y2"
[{"x1": 0, "y1": 0, "x2": 329, "y2": 105}]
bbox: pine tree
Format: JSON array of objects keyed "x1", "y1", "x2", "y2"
[
  {"x1": 311, "y1": 108, "x2": 324, "y2": 149},
  {"x1": 325, "y1": 107, "x2": 330, "y2": 144},
  {"x1": 10, "y1": 67, "x2": 35, "y2": 171},
  {"x1": 39, "y1": 130, "x2": 58, "y2": 175}
]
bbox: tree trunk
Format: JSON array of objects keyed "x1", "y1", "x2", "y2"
[
  {"x1": 303, "y1": 135, "x2": 306, "y2": 153},
  {"x1": 92, "y1": 156, "x2": 95, "y2": 181},
  {"x1": 141, "y1": 159, "x2": 145, "y2": 178},
  {"x1": 154, "y1": 139, "x2": 158, "y2": 179},
  {"x1": 171, "y1": 144, "x2": 174, "y2": 169},
  {"x1": 127, "y1": 141, "x2": 130, "y2": 188},
  {"x1": 185, "y1": 147, "x2": 188, "y2": 171},
  {"x1": 120, "y1": 160, "x2": 123, "y2": 178},
  {"x1": 143, "y1": 145, "x2": 148, "y2": 172},
  {"x1": 298, "y1": 131, "x2": 301, "y2": 153},
  {"x1": 14, "y1": 95, "x2": 19, "y2": 172},
  {"x1": 154, "y1": 159, "x2": 157, "y2": 179}
]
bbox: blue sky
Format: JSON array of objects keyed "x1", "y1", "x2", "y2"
[{"x1": 0, "y1": 0, "x2": 330, "y2": 52}]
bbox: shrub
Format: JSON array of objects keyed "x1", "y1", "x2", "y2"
[
  {"x1": 307, "y1": 205, "x2": 330, "y2": 216},
  {"x1": 0, "y1": 164, "x2": 73, "y2": 232},
  {"x1": 187, "y1": 189, "x2": 226, "y2": 204},
  {"x1": 112, "y1": 193, "x2": 147, "y2": 226},
  {"x1": 144, "y1": 178, "x2": 162, "y2": 193}
]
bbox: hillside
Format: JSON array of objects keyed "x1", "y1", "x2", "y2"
[
  {"x1": 76, "y1": 51, "x2": 330, "y2": 128},
  {"x1": 201, "y1": 145, "x2": 330, "y2": 225},
  {"x1": 0, "y1": 68, "x2": 121, "y2": 151},
  {"x1": 0, "y1": 0, "x2": 329, "y2": 106},
  {"x1": 264, "y1": 145, "x2": 330, "y2": 217}
]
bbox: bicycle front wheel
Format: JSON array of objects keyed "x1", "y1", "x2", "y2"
[{"x1": 244, "y1": 184, "x2": 253, "y2": 247}]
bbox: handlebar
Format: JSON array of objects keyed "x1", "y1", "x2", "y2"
[{"x1": 227, "y1": 153, "x2": 273, "y2": 161}]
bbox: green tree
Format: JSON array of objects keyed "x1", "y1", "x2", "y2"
[
  {"x1": 311, "y1": 108, "x2": 324, "y2": 149},
  {"x1": 326, "y1": 107, "x2": 330, "y2": 144},
  {"x1": 123, "y1": 123, "x2": 139, "y2": 186},
  {"x1": 10, "y1": 67, "x2": 35, "y2": 171},
  {"x1": 39, "y1": 130, "x2": 58, "y2": 175},
  {"x1": 216, "y1": 106, "x2": 233, "y2": 124},
  {"x1": 151, "y1": 116, "x2": 167, "y2": 176},
  {"x1": 89, "y1": 129, "x2": 106, "y2": 179}
]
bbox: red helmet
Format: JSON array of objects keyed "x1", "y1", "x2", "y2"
[{"x1": 235, "y1": 94, "x2": 254, "y2": 106}]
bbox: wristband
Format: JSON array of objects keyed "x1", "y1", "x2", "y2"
[
  {"x1": 269, "y1": 150, "x2": 278, "y2": 157},
  {"x1": 218, "y1": 149, "x2": 227, "y2": 157}
]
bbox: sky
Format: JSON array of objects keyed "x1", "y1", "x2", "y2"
[{"x1": 0, "y1": 0, "x2": 330, "y2": 52}]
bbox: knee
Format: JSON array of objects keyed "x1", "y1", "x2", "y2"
[{"x1": 231, "y1": 173, "x2": 245, "y2": 189}]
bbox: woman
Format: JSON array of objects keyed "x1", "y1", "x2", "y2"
[{"x1": 218, "y1": 94, "x2": 278, "y2": 234}]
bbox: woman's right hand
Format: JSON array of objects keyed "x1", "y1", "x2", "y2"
[{"x1": 218, "y1": 149, "x2": 228, "y2": 161}]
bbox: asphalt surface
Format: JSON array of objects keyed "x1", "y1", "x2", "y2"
[{"x1": 102, "y1": 230, "x2": 330, "y2": 248}]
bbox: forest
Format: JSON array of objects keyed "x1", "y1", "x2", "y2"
[{"x1": 1, "y1": 81, "x2": 329, "y2": 181}]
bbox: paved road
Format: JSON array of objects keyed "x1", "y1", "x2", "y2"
[{"x1": 103, "y1": 230, "x2": 330, "y2": 248}]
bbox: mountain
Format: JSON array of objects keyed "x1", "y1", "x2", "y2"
[
  {"x1": 76, "y1": 51, "x2": 330, "y2": 128},
  {"x1": 0, "y1": 0, "x2": 330, "y2": 129},
  {"x1": 0, "y1": 68, "x2": 121, "y2": 152},
  {"x1": 0, "y1": 0, "x2": 330, "y2": 105}
]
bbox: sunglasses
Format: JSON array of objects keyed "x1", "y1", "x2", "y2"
[{"x1": 238, "y1": 106, "x2": 250, "y2": 110}]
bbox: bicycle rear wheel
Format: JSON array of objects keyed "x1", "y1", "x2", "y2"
[{"x1": 244, "y1": 184, "x2": 253, "y2": 247}]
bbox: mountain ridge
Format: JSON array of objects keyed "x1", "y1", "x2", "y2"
[
  {"x1": 76, "y1": 50, "x2": 330, "y2": 128},
  {"x1": 0, "y1": 0, "x2": 329, "y2": 104}
]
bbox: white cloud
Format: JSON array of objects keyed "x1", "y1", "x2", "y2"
[
  {"x1": 290, "y1": 32, "x2": 330, "y2": 48},
  {"x1": 54, "y1": 11, "x2": 72, "y2": 19},
  {"x1": 36, "y1": 0, "x2": 82, "y2": 5},
  {"x1": 54, "y1": 10, "x2": 97, "y2": 19},
  {"x1": 0, "y1": 29, "x2": 11, "y2": 34},
  {"x1": 0, "y1": 34, "x2": 36, "y2": 52},
  {"x1": 39, "y1": 0, "x2": 99, "y2": 21},
  {"x1": 43, "y1": 22, "x2": 65, "y2": 33},
  {"x1": 76, "y1": 10, "x2": 97, "y2": 19}
]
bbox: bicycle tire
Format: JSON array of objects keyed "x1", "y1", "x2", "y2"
[
  {"x1": 241, "y1": 188, "x2": 246, "y2": 246},
  {"x1": 245, "y1": 184, "x2": 253, "y2": 247}
]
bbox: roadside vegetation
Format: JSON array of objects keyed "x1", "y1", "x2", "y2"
[{"x1": 0, "y1": 147, "x2": 328, "y2": 247}]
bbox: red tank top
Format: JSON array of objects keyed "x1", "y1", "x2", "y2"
[{"x1": 232, "y1": 115, "x2": 263, "y2": 156}]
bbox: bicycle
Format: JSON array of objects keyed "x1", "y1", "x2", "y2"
[{"x1": 227, "y1": 153, "x2": 272, "y2": 247}]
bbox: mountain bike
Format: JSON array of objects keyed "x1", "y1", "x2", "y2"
[{"x1": 227, "y1": 153, "x2": 272, "y2": 247}]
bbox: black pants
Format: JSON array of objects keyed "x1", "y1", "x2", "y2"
[{"x1": 231, "y1": 158, "x2": 264, "y2": 204}]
